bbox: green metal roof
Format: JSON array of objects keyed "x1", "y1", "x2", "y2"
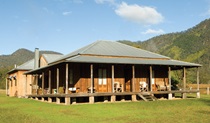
[
  {"x1": 50, "y1": 40, "x2": 201, "y2": 68},
  {"x1": 50, "y1": 41, "x2": 169, "y2": 64},
  {"x1": 7, "y1": 59, "x2": 34, "y2": 74},
  {"x1": 25, "y1": 41, "x2": 201, "y2": 74},
  {"x1": 8, "y1": 54, "x2": 63, "y2": 74},
  {"x1": 42, "y1": 54, "x2": 63, "y2": 63}
]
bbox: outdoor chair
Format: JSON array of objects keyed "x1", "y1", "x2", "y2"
[
  {"x1": 114, "y1": 82, "x2": 122, "y2": 92},
  {"x1": 140, "y1": 81, "x2": 147, "y2": 92},
  {"x1": 157, "y1": 84, "x2": 167, "y2": 91}
]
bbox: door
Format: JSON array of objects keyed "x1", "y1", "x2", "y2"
[{"x1": 98, "y1": 68, "x2": 107, "y2": 92}]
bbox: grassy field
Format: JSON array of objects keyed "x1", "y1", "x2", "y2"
[{"x1": 0, "y1": 90, "x2": 210, "y2": 123}]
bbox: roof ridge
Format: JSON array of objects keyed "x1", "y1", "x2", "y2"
[
  {"x1": 48, "y1": 41, "x2": 107, "y2": 64},
  {"x1": 78, "y1": 40, "x2": 101, "y2": 54}
]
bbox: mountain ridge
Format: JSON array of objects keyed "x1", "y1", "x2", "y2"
[
  {"x1": 119, "y1": 18, "x2": 210, "y2": 84},
  {"x1": 0, "y1": 48, "x2": 62, "y2": 88}
]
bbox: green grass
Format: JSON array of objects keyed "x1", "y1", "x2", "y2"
[{"x1": 0, "y1": 91, "x2": 210, "y2": 123}]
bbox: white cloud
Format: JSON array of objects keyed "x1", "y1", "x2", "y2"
[
  {"x1": 142, "y1": 29, "x2": 165, "y2": 34},
  {"x1": 95, "y1": 0, "x2": 115, "y2": 4},
  {"x1": 62, "y1": 11, "x2": 72, "y2": 16},
  {"x1": 115, "y1": 2, "x2": 164, "y2": 25}
]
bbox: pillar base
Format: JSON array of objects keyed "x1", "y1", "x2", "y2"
[
  {"x1": 182, "y1": 93, "x2": 186, "y2": 99},
  {"x1": 111, "y1": 95, "x2": 116, "y2": 102},
  {"x1": 132, "y1": 95, "x2": 137, "y2": 101},
  {"x1": 56, "y1": 97, "x2": 60, "y2": 104},
  {"x1": 41, "y1": 97, "x2": 45, "y2": 102},
  {"x1": 65, "y1": 97, "x2": 70, "y2": 105},
  {"x1": 48, "y1": 97, "x2": 52, "y2": 103},
  {"x1": 168, "y1": 93, "x2": 173, "y2": 100},
  {"x1": 196, "y1": 92, "x2": 200, "y2": 98},
  {"x1": 89, "y1": 96, "x2": 94, "y2": 104}
]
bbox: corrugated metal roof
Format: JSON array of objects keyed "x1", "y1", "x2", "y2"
[
  {"x1": 50, "y1": 41, "x2": 169, "y2": 64},
  {"x1": 7, "y1": 59, "x2": 34, "y2": 73},
  {"x1": 79, "y1": 41, "x2": 169, "y2": 58},
  {"x1": 66, "y1": 55, "x2": 201, "y2": 67},
  {"x1": 47, "y1": 40, "x2": 201, "y2": 68},
  {"x1": 25, "y1": 55, "x2": 201, "y2": 75},
  {"x1": 24, "y1": 41, "x2": 201, "y2": 75},
  {"x1": 42, "y1": 54, "x2": 63, "y2": 63},
  {"x1": 8, "y1": 54, "x2": 63, "y2": 74}
]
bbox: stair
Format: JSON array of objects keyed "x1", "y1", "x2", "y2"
[{"x1": 137, "y1": 93, "x2": 157, "y2": 101}]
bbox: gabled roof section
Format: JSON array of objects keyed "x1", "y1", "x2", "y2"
[
  {"x1": 7, "y1": 59, "x2": 34, "y2": 74},
  {"x1": 50, "y1": 41, "x2": 169, "y2": 64},
  {"x1": 42, "y1": 54, "x2": 63, "y2": 63}
]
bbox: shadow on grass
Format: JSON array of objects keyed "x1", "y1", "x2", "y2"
[
  {"x1": 174, "y1": 95, "x2": 197, "y2": 99},
  {"x1": 187, "y1": 95, "x2": 197, "y2": 98},
  {"x1": 198, "y1": 97, "x2": 210, "y2": 107}
]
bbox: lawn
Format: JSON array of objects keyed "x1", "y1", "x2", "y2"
[{"x1": 0, "y1": 90, "x2": 210, "y2": 123}]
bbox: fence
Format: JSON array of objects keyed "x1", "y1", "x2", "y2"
[{"x1": 188, "y1": 84, "x2": 209, "y2": 95}]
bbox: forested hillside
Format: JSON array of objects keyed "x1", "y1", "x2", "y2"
[
  {"x1": 119, "y1": 18, "x2": 210, "y2": 84},
  {"x1": 0, "y1": 49, "x2": 61, "y2": 89}
]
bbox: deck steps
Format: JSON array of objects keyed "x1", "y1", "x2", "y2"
[{"x1": 137, "y1": 93, "x2": 157, "y2": 101}]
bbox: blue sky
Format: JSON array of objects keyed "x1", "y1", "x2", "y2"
[{"x1": 1, "y1": 0, "x2": 210, "y2": 55}]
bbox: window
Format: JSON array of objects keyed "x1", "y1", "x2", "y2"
[{"x1": 98, "y1": 69, "x2": 107, "y2": 85}]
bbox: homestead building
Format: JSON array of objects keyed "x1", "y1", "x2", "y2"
[
  {"x1": 7, "y1": 52, "x2": 63, "y2": 97},
  {"x1": 6, "y1": 41, "x2": 201, "y2": 105}
]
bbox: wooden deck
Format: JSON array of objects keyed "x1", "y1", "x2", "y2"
[
  {"x1": 27, "y1": 90, "x2": 200, "y2": 105},
  {"x1": 28, "y1": 90, "x2": 199, "y2": 97}
]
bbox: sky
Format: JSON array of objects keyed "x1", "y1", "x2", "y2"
[{"x1": 1, "y1": 0, "x2": 210, "y2": 55}]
